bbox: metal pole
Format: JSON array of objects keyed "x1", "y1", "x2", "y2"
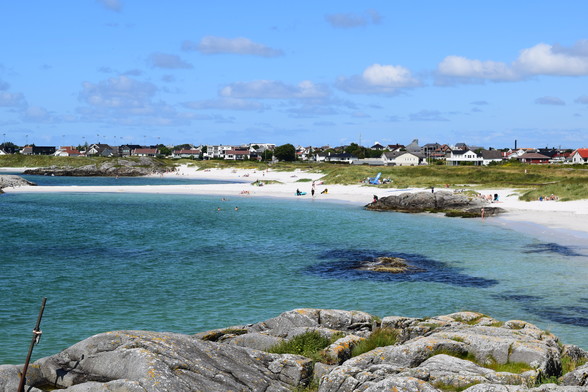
[{"x1": 18, "y1": 298, "x2": 47, "y2": 392}]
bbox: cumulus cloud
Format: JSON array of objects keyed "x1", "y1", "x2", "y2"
[
  {"x1": 22, "y1": 106, "x2": 53, "y2": 123},
  {"x1": 535, "y1": 96, "x2": 566, "y2": 105},
  {"x1": 325, "y1": 9, "x2": 382, "y2": 28},
  {"x1": 183, "y1": 98, "x2": 265, "y2": 111},
  {"x1": 79, "y1": 76, "x2": 156, "y2": 108},
  {"x1": 148, "y1": 53, "x2": 192, "y2": 69},
  {"x1": 437, "y1": 40, "x2": 588, "y2": 84},
  {"x1": 96, "y1": 0, "x2": 122, "y2": 12},
  {"x1": 409, "y1": 110, "x2": 449, "y2": 122},
  {"x1": 220, "y1": 80, "x2": 329, "y2": 99},
  {"x1": 0, "y1": 91, "x2": 26, "y2": 107},
  {"x1": 183, "y1": 36, "x2": 283, "y2": 57},
  {"x1": 336, "y1": 64, "x2": 421, "y2": 94},
  {"x1": 575, "y1": 95, "x2": 588, "y2": 104}
]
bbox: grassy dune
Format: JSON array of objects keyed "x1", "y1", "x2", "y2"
[{"x1": 2, "y1": 156, "x2": 588, "y2": 201}]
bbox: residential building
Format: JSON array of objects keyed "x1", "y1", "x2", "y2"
[
  {"x1": 324, "y1": 153, "x2": 358, "y2": 164},
  {"x1": 54, "y1": 146, "x2": 81, "y2": 156},
  {"x1": 516, "y1": 152, "x2": 551, "y2": 164},
  {"x1": 570, "y1": 148, "x2": 588, "y2": 164},
  {"x1": 446, "y1": 149, "x2": 483, "y2": 166},
  {"x1": 224, "y1": 149, "x2": 251, "y2": 160},
  {"x1": 171, "y1": 149, "x2": 201, "y2": 159},
  {"x1": 381, "y1": 151, "x2": 424, "y2": 166},
  {"x1": 87, "y1": 143, "x2": 115, "y2": 157},
  {"x1": 21, "y1": 146, "x2": 57, "y2": 155},
  {"x1": 132, "y1": 148, "x2": 159, "y2": 157}
]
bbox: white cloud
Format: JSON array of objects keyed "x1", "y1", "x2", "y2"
[
  {"x1": 220, "y1": 80, "x2": 329, "y2": 99},
  {"x1": 575, "y1": 95, "x2": 588, "y2": 104},
  {"x1": 79, "y1": 76, "x2": 157, "y2": 109},
  {"x1": 336, "y1": 64, "x2": 421, "y2": 94},
  {"x1": 148, "y1": 53, "x2": 192, "y2": 69},
  {"x1": 535, "y1": 96, "x2": 566, "y2": 105},
  {"x1": 96, "y1": 0, "x2": 122, "y2": 12},
  {"x1": 22, "y1": 106, "x2": 53, "y2": 123},
  {"x1": 325, "y1": 9, "x2": 382, "y2": 28},
  {"x1": 184, "y1": 36, "x2": 283, "y2": 57},
  {"x1": 183, "y1": 98, "x2": 265, "y2": 111},
  {"x1": 437, "y1": 40, "x2": 588, "y2": 84},
  {"x1": 409, "y1": 110, "x2": 449, "y2": 122},
  {"x1": 438, "y1": 56, "x2": 517, "y2": 81},
  {"x1": 515, "y1": 43, "x2": 588, "y2": 76},
  {"x1": 0, "y1": 91, "x2": 26, "y2": 107}
]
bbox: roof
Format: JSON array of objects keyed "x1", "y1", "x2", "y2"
[
  {"x1": 133, "y1": 148, "x2": 158, "y2": 154},
  {"x1": 480, "y1": 150, "x2": 503, "y2": 159},
  {"x1": 573, "y1": 148, "x2": 588, "y2": 158},
  {"x1": 174, "y1": 149, "x2": 201, "y2": 154},
  {"x1": 518, "y1": 152, "x2": 550, "y2": 160}
]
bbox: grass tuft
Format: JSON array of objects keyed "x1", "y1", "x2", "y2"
[{"x1": 350, "y1": 328, "x2": 398, "y2": 358}]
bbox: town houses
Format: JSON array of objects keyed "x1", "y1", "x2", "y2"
[{"x1": 2, "y1": 138, "x2": 588, "y2": 166}]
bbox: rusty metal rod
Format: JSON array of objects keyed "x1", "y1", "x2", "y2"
[{"x1": 17, "y1": 297, "x2": 47, "y2": 392}]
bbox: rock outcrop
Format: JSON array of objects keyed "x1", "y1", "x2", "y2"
[
  {"x1": 2, "y1": 309, "x2": 587, "y2": 392},
  {"x1": 0, "y1": 175, "x2": 36, "y2": 193},
  {"x1": 23, "y1": 157, "x2": 171, "y2": 177},
  {"x1": 366, "y1": 191, "x2": 505, "y2": 217}
]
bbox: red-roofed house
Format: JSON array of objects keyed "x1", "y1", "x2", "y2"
[
  {"x1": 516, "y1": 152, "x2": 551, "y2": 164},
  {"x1": 224, "y1": 150, "x2": 251, "y2": 160},
  {"x1": 570, "y1": 148, "x2": 588, "y2": 164},
  {"x1": 54, "y1": 146, "x2": 81, "y2": 156}
]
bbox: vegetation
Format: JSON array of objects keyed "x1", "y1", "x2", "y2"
[
  {"x1": 267, "y1": 331, "x2": 342, "y2": 363},
  {"x1": 350, "y1": 328, "x2": 398, "y2": 358}
]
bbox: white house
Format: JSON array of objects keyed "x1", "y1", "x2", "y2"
[
  {"x1": 569, "y1": 149, "x2": 588, "y2": 164},
  {"x1": 381, "y1": 151, "x2": 423, "y2": 166},
  {"x1": 446, "y1": 149, "x2": 483, "y2": 166}
]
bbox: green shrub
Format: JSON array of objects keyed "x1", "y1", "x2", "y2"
[
  {"x1": 267, "y1": 331, "x2": 334, "y2": 362},
  {"x1": 351, "y1": 328, "x2": 398, "y2": 358}
]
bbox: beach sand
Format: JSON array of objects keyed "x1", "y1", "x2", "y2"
[{"x1": 3, "y1": 164, "x2": 588, "y2": 245}]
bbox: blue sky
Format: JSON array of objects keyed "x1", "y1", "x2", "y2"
[{"x1": 1, "y1": 1, "x2": 587, "y2": 149}]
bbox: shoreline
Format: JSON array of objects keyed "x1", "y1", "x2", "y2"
[{"x1": 3, "y1": 164, "x2": 588, "y2": 249}]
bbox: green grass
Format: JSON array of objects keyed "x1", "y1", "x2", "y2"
[
  {"x1": 430, "y1": 348, "x2": 532, "y2": 374},
  {"x1": 350, "y1": 328, "x2": 398, "y2": 358},
  {"x1": 267, "y1": 331, "x2": 341, "y2": 363}
]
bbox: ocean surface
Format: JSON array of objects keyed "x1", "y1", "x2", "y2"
[{"x1": 2, "y1": 175, "x2": 588, "y2": 365}]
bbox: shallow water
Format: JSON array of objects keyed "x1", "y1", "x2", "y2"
[{"x1": 1, "y1": 187, "x2": 588, "y2": 364}]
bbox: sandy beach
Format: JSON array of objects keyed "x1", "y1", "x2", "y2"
[{"x1": 3, "y1": 164, "x2": 588, "y2": 245}]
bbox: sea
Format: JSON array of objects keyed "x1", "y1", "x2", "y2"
[{"x1": 1, "y1": 174, "x2": 588, "y2": 365}]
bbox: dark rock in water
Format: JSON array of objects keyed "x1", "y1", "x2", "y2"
[
  {"x1": 355, "y1": 256, "x2": 424, "y2": 274},
  {"x1": 366, "y1": 191, "x2": 505, "y2": 217},
  {"x1": 0, "y1": 175, "x2": 36, "y2": 193},
  {"x1": 23, "y1": 157, "x2": 171, "y2": 177},
  {"x1": 2, "y1": 308, "x2": 588, "y2": 392}
]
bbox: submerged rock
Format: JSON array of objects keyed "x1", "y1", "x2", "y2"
[
  {"x1": 366, "y1": 191, "x2": 505, "y2": 217},
  {"x1": 355, "y1": 256, "x2": 425, "y2": 274},
  {"x1": 2, "y1": 309, "x2": 587, "y2": 392}
]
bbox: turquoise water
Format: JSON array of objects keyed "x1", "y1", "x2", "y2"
[{"x1": 1, "y1": 187, "x2": 588, "y2": 365}]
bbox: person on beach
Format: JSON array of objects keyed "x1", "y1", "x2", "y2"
[
  {"x1": 373, "y1": 195, "x2": 378, "y2": 203},
  {"x1": 481, "y1": 207, "x2": 485, "y2": 219},
  {"x1": 321, "y1": 188, "x2": 328, "y2": 194},
  {"x1": 311, "y1": 188, "x2": 315, "y2": 197}
]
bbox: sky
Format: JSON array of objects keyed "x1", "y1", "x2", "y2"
[{"x1": 1, "y1": 1, "x2": 588, "y2": 149}]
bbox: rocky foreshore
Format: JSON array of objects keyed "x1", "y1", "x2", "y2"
[
  {"x1": 366, "y1": 191, "x2": 505, "y2": 218},
  {"x1": 2, "y1": 309, "x2": 587, "y2": 392},
  {"x1": 0, "y1": 175, "x2": 36, "y2": 193},
  {"x1": 23, "y1": 157, "x2": 171, "y2": 177}
]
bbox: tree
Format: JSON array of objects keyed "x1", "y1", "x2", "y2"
[{"x1": 273, "y1": 143, "x2": 296, "y2": 161}]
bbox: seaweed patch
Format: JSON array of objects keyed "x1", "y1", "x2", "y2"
[
  {"x1": 523, "y1": 242, "x2": 583, "y2": 257},
  {"x1": 305, "y1": 249, "x2": 498, "y2": 288}
]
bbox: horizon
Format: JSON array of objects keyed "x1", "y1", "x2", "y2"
[{"x1": 1, "y1": 1, "x2": 587, "y2": 149}]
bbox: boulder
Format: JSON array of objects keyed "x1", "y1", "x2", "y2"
[
  {"x1": 0, "y1": 175, "x2": 36, "y2": 191},
  {"x1": 10, "y1": 330, "x2": 313, "y2": 392},
  {"x1": 366, "y1": 191, "x2": 504, "y2": 217}
]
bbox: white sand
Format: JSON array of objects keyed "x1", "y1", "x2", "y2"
[{"x1": 4, "y1": 164, "x2": 588, "y2": 243}]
